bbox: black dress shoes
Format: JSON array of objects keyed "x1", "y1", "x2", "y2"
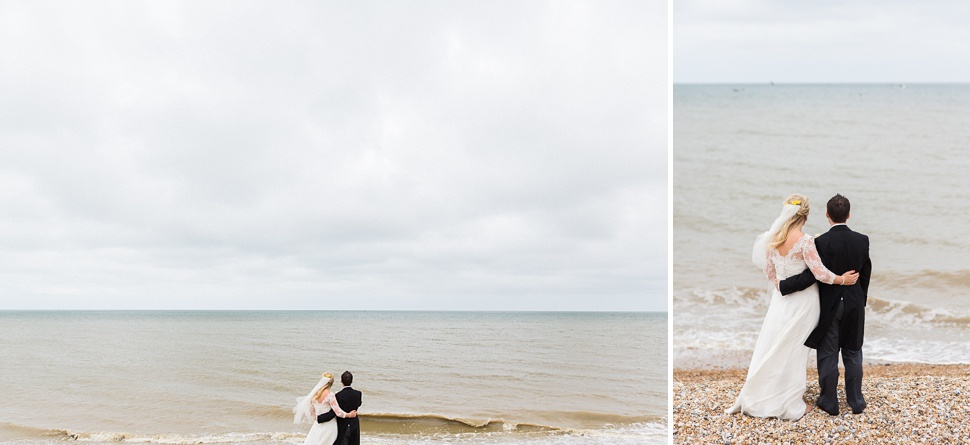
[{"x1": 816, "y1": 401, "x2": 839, "y2": 416}]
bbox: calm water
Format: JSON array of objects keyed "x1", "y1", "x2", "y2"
[
  {"x1": 674, "y1": 83, "x2": 970, "y2": 366},
  {"x1": 0, "y1": 311, "x2": 666, "y2": 445}
]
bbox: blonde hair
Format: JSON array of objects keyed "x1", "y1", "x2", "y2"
[
  {"x1": 313, "y1": 373, "x2": 334, "y2": 400},
  {"x1": 768, "y1": 194, "x2": 810, "y2": 250}
]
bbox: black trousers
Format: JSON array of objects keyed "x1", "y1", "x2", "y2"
[{"x1": 816, "y1": 300, "x2": 866, "y2": 414}]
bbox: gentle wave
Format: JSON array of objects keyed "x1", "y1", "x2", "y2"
[
  {"x1": 238, "y1": 403, "x2": 292, "y2": 422},
  {"x1": 359, "y1": 411, "x2": 662, "y2": 435},
  {"x1": 223, "y1": 405, "x2": 662, "y2": 435},
  {"x1": 0, "y1": 420, "x2": 667, "y2": 445},
  {"x1": 877, "y1": 269, "x2": 970, "y2": 294},
  {"x1": 0, "y1": 422, "x2": 71, "y2": 441},
  {"x1": 676, "y1": 286, "x2": 970, "y2": 328},
  {"x1": 675, "y1": 286, "x2": 970, "y2": 364},
  {"x1": 364, "y1": 412, "x2": 556, "y2": 433},
  {"x1": 58, "y1": 430, "x2": 303, "y2": 444},
  {"x1": 0, "y1": 410, "x2": 665, "y2": 442}
]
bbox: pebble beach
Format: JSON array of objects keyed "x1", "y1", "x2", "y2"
[{"x1": 673, "y1": 364, "x2": 970, "y2": 444}]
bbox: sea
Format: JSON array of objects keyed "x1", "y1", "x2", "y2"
[
  {"x1": 674, "y1": 83, "x2": 970, "y2": 367},
  {"x1": 0, "y1": 311, "x2": 667, "y2": 445}
]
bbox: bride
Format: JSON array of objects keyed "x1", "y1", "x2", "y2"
[
  {"x1": 294, "y1": 373, "x2": 357, "y2": 445},
  {"x1": 726, "y1": 194, "x2": 858, "y2": 420}
]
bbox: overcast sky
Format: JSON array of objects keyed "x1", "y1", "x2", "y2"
[
  {"x1": 676, "y1": 0, "x2": 970, "y2": 83},
  {"x1": 0, "y1": 1, "x2": 667, "y2": 311}
]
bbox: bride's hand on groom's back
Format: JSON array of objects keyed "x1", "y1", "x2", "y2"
[{"x1": 841, "y1": 270, "x2": 859, "y2": 286}]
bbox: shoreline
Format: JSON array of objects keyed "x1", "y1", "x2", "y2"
[
  {"x1": 674, "y1": 363, "x2": 970, "y2": 444},
  {"x1": 674, "y1": 348, "x2": 897, "y2": 370}
]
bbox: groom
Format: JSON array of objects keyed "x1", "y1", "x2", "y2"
[
  {"x1": 333, "y1": 371, "x2": 362, "y2": 445},
  {"x1": 779, "y1": 193, "x2": 872, "y2": 415}
]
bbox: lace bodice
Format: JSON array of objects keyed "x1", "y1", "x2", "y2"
[
  {"x1": 765, "y1": 234, "x2": 837, "y2": 284},
  {"x1": 310, "y1": 393, "x2": 350, "y2": 419}
]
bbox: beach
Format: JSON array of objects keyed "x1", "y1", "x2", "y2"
[{"x1": 673, "y1": 363, "x2": 970, "y2": 444}]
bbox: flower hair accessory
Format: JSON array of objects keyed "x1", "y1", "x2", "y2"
[
  {"x1": 322, "y1": 373, "x2": 333, "y2": 379},
  {"x1": 790, "y1": 200, "x2": 801, "y2": 205}
]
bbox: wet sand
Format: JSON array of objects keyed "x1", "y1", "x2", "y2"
[{"x1": 673, "y1": 363, "x2": 970, "y2": 444}]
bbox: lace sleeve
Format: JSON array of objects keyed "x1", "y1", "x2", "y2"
[
  {"x1": 804, "y1": 237, "x2": 836, "y2": 285},
  {"x1": 764, "y1": 248, "x2": 777, "y2": 283},
  {"x1": 326, "y1": 393, "x2": 349, "y2": 418}
]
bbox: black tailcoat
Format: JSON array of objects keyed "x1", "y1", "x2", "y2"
[
  {"x1": 334, "y1": 386, "x2": 362, "y2": 445},
  {"x1": 780, "y1": 225, "x2": 871, "y2": 350}
]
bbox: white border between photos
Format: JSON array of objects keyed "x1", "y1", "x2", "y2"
[{"x1": 666, "y1": 0, "x2": 674, "y2": 442}]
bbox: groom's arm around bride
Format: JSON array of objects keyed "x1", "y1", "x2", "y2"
[{"x1": 778, "y1": 222, "x2": 871, "y2": 350}]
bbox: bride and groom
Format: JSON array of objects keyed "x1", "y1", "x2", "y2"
[
  {"x1": 294, "y1": 371, "x2": 363, "y2": 445},
  {"x1": 727, "y1": 193, "x2": 872, "y2": 420}
]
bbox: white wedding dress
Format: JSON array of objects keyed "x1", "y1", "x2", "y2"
[
  {"x1": 726, "y1": 233, "x2": 837, "y2": 420},
  {"x1": 302, "y1": 394, "x2": 342, "y2": 445}
]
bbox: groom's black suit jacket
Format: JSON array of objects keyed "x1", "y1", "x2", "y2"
[
  {"x1": 780, "y1": 225, "x2": 871, "y2": 350},
  {"x1": 334, "y1": 386, "x2": 362, "y2": 445}
]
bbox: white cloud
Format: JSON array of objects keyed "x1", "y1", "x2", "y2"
[{"x1": 0, "y1": 0, "x2": 667, "y2": 311}]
